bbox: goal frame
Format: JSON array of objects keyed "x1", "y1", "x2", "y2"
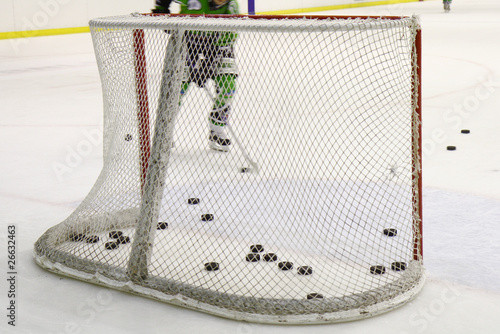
[{"x1": 35, "y1": 13, "x2": 424, "y2": 324}]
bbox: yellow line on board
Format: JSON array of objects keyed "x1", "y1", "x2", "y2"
[
  {"x1": 0, "y1": 27, "x2": 89, "y2": 40},
  {"x1": 0, "y1": 0, "x2": 422, "y2": 39},
  {"x1": 256, "y1": 0, "x2": 422, "y2": 15}
]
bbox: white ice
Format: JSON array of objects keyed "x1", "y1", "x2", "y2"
[{"x1": 1, "y1": 0, "x2": 500, "y2": 333}]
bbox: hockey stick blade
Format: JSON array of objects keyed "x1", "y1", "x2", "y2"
[{"x1": 225, "y1": 123, "x2": 259, "y2": 173}]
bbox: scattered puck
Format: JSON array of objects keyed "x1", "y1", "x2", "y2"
[
  {"x1": 69, "y1": 233, "x2": 86, "y2": 242},
  {"x1": 117, "y1": 235, "x2": 131, "y2": 244},
  {"x1": 297, "y1": 266, "x2": 313, "y2": 276},
  {"x1": 157, "y1": 222, "x2": 168, "y2": 230},
  {"x1": 306, "y1": 293, "x2": 324, "y2": 300},
  {"x1": 447, "y1": 146, "x2": 456, "y2": 151},
  {"x1": 278, "y1": 261, "x2": 293, "y2": 271},
  {"x1": 383, "y1": 228, "x2": 398, "y2": 237},
  {"x1": 105, "y1": 241, "x2": 119, "y2": 250},
  {"x1": 187, "y1": 197, "x2": 200, "y2": 205},
  {"x1": 201, "y1": 214, "x2": 214, "y2": 222},
  {"x1": 240, "y1": 167, "x2": 250, "y2": 173},
  {"x1": 262, "y1": 253, "x2": 278, "y2": 262},
  {"x1": 391, "y1": 261, "x2": 407, "y2": 271},
  {"x1": 124, "y1": 134, "x2": 133, "y2": 141},
  {"x1": 461, "y1": 129, "x2": 470, "y2": 134},
  {"x1": 85, "y1": 235, "x2": 100, "y2": 244},
  {"x1": 246, "y1": 253, "x2": 260, "y2": 262},
  {"x1": 204, "y1": 262, "x2": 219, "y2": 271},
  {"x1": 250, "y1": 244, "x2": 264, "y2": 253},
  {"x1": 109, "y1": 231, "x2": 123, "y2": 239},
  {"x1": 370, "y1": 265, "x2": 386, "y2": 275}
]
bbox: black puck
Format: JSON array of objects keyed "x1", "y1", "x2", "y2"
[
  {"x1": 69, "y1": 233, "x2": 86, "y2": 242},
  {"x1": 391, "y1": 261, "x2": 407, "y2": 271},
  {"x1": 250, "y1": 244, "x2": 264, "y2": 253},
  {"x1": 109, "y1": 231, "x2": 123, "y2": 239},
  {"x1": 117, "y1": 235, "x2": 131, "y2": 244},
  {"x1": 125, "y1": 134, "x2": 133, "y2": 141},
  {"x1": 240, "y1": 167, "x2": 250, "y2": 173},
  {"x1": 204, "y1": 262, "x2": 219, "y2": 271},
  {"x1": 370, "y1": 265, "x2": 386, "y2": 275},
  {"x1": 157, "y1": 222, "x2": 168, "y2": 230},
  {"x1": 383, "y1": 228, "x2": 398, "y2": 237},
  {"x1": 278, "y1": 261, "x2": 293, "y2": 271},
  {"x1": 85, "y1": 235, "x2": 100, "y2": 244},
  {"x1": 187, "y1": 197, "x2": 200, "y2": 205},
  {"x1": 297, "y1": 266, "x2": 313, "y2": 276},
  {"x1": 105, "y1": 241, "x2": 119, "y2": 250},
  {"x1": 306, "y1": 293, "x2": 324, "y2": 300},
  {"x1": 461, "y1": 129, "x2": 470, "y2": 134},
  {"x1": 262, "y1": 253, "x2": 278, "y2": 262},
  {"x1": 201, "y1": 214, "x2": 214, "y2": 221},
  {"x1": 447, "y1": 145, "x2": 456, "y2": 151},
  {"x1": 246, "y1": 253, "x2": 260, "y2": 262}
]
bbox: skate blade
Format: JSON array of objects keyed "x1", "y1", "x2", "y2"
[{"x1": 209, "y1": 141, "x2": 230, "y2": 152}]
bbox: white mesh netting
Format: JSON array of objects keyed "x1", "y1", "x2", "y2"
[{"x1": 34, "y1": 14, "x2": 424, "y2": 324}]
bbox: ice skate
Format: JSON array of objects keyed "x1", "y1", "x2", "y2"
[
  {"x1": 209, "y1": 128, "x2": 231, "y2": 152},
  {"x1": 208, "y1": 108, "x2": 231, "y2": 152}
]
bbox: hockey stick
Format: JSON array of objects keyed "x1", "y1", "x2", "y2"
[{"x1": 203, "y1": 85, "x2": 259, "y2": 173}]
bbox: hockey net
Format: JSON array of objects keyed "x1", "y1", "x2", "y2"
[{"x1": 35, "y1": 14, "x2": 423, "y2": 324}]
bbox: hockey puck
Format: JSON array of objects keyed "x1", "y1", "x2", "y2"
[
  {"x1": 262, "y1": 253, "x2": 278, "y2": 262},
  {"x1": 201, "y1": 214, "x2": 214, "y2": 222},
  {"x1": 204, "y1": 262, "x2": 219, "y2": 271},
  {"x1": 85, "y1": 235, "x2": 100, "y2": 244},
  {"x1": 245, "y1": 253, "x2": 260, "y2": 262},
  {"x1": 117, "y1": 235, "x2": 131, "y2": 244},
  {"x1": 297, "y1": 266, "x2": 313, "y2": 276},
  {"x1": 370, "y1": 265, "x2": 386, "y2": 275},
  {"x1": 250, "y1": 244, "x2": 264, "y2": 253},
  {"x1": 124, "y1": 134, "x2": 133, "y2": 141},
  {"x1": 187, "y1": 197, "x2": 200, "y2": 205},
  {"x1": 240, "y1": 167, "x2": 250, "y2": 173},
  {"x1": 105, "y1": 241, "x2": 119, "y2": 250},
  {"x1": 306, "y1": 293, "x2": 324, "y2": 300},
  {"x1": 109, "y1": 231, "x2": 123, "y2": 239},
  {"x1": 447, "y1": 145, "x2": 456, "y2": 151},
  {"x1": 391, "y1": 261, "x2": 407, "y2": 271},
  {"x1": 69, "y1": 233, "x2": 86, "y2": 242},
  {"x1": 157, "y1": 222, "x2": 168, "y2": 230},
  {"x1": 461, "y1": 129, "x2": 470, "y2": 134},
  {"x1": 278, "y1": 261, "x2": 293, "y2": 271},
  {"x1": 383, "y1": 228, "x2": 398, "y2": 237}
]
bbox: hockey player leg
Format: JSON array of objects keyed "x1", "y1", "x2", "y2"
[
  {"x1": 204, "y1": 82, "x2": 259, "y2": 172},
  {"x1": 443, "y1": 0, "x2": 451, "y2": 12},
  {"x1": 208, "y1": 74, "x2": 236, "y2": 152}
]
